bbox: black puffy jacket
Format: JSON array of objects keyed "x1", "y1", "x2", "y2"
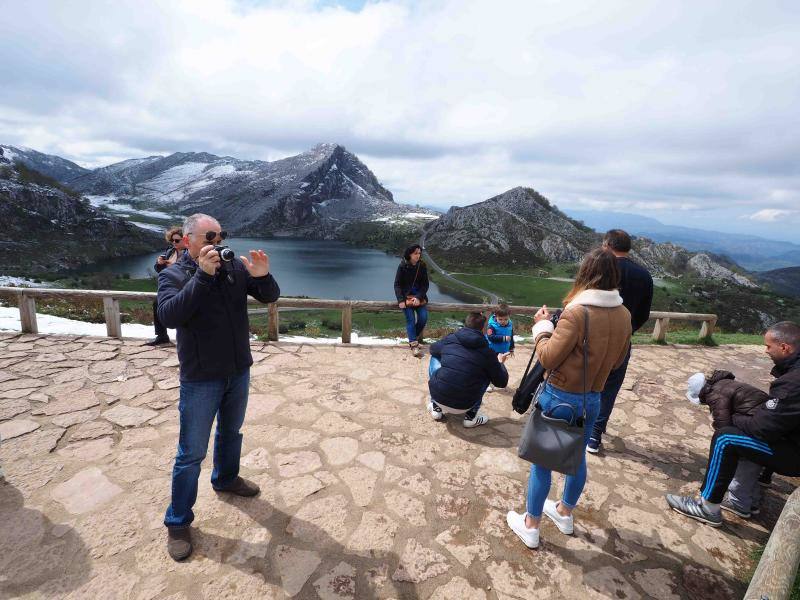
[
  {"x1": 733, "y1": 352, "x2": 800, "y2": 445},
  {"x1": 428, "y1": 327, "x2": 509, "y2": 410},
  {"x1": 157, "y1": 252, "x2": 280, "y2": 382},
  {"x1": 699, "y1": 370, "x2": 768, "y2": 430},
  {"x1": 393, "y1": 259, "x2": 429, "y2": 303}
]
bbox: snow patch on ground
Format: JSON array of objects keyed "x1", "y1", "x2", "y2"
[
  {"x1": 0, "y1": 306, "x2": 175, "y2": 339},
  {"x1": 0, "y1": 276, "x2": 53, "y2": 287},
  {"x1": 146, "y1": 162, "x2": 210, "y2": 194},
  {"x1": 0, "y1": 306, "x2": 408, "y2": 346},
  {"x1": 404, "y1": 212, "x2": 438, "y2": 219},
  {"x1": 0, "y1": 146, "x2": 19, "y2": 162},
  {"x1": 131, "y1": 221, "x2": 165, "y2": 232}
]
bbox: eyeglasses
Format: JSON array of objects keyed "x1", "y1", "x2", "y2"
[
  {"x1": 188, "y1": 230, "x2": 228, "y2": 242},
  {"x1": 171, "y1": 238, "x2": 182, "y2": 243}
]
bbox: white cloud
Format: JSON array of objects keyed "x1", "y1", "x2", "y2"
[
  {"x1": 746, "y1": 208, "x2": 799, "y2": 222},
  {"x1": 0, "y1": 0, "x2": 799, "y2": 240}
]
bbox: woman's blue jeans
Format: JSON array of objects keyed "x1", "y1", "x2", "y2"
[
  {"x1": 404, "y1": 305, "x2": 428, "y2": 342},
  {"x1": 164, "y1": 368, "x2": 250, "y2": 528},
  {"x1": 525, "y1": 382, "x2": 601, "y2": 517}
]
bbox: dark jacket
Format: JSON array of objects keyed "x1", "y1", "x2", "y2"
[
  {"x1": 699, "y1": 370, "x2": 769, "y2": 430},
  {"x1": 733, "y1": 352, "x2": 800, "y2": 446},
  {"x1": 617, "y1": 257, "x2": 653, "y2": 333},
  {"x1": 428, "y1": 327, "x2": 509, "y2": 410},
  {"x1": 154, "y1": 246, "x2": 177, "y2": 274},
  {"x1": 394, "y1": 259, "x2": 429, "y2": 303},
  {"x1": 157, "y1": 252, "x2": 280, "y2": 382}
]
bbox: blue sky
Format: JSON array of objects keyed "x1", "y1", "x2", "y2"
[{"x1": 1, "y1": 0, "x2": 798, "y2": 242}]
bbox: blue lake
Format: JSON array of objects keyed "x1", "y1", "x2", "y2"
[{"x1": 81, "y1": 238, "x2": 466, "y2": 302}]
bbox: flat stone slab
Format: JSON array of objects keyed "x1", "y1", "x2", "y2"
[{"x1": 0, "y1": 333, "x2": 795, "y2": 599}]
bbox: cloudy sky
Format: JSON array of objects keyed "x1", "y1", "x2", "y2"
[{"x1": 1, "y1": 0, "x2": 798, "y2": 240}]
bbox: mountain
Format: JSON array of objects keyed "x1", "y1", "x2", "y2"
[
  {"x1": 0, "y1": 148, "x2": 161, "y2": 274},
  {"x1": 756, "y1": 267, "x2": 800, "y2": 298},
  {"x1": 424, "y1": 187, "x2": 757, "y2": 286},
  {"x1": 568, "y1": 210, "x2": 800, "y2": 272},
  {"x1": 69, "y1": 143, "x2": 437, "y2": 238},
  {"x1": 0, "y1": 144, "x2": 90, "y2": 184}
]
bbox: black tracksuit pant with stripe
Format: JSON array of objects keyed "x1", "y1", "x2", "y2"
[{"x1": 700, "y1": 426, "x2": 800, "y2": 503}]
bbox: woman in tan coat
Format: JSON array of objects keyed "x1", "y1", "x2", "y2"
[{"x1": 507, "y1": 248, "x2": 632, "y2": 549}]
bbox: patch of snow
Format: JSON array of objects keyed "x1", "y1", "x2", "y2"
[
  {"x1": 277, "y1": 333, "x2": 405, "y2": 346},
  {"x1": 0, "y1": 276, "x2": 53, "y2": 287},
  {"x1": 85, "y1": 194, "x2": 119, "y2": 208},
  {"x1": 0, "y1": 146, "x2": 19, "y2": 162},
  {"x1": 203, "y1": 163, "x2": 236, "y2": 177},
  {"x1": 0, "y1": 306, "x2": 175, "y2": 339},
  {"x1": 130, "y1": 221, "x2": 164, "y2": 232},
  {"x1": 146, "y1": 162, "x2": 210, "y2": 194},
  {"x1": 404, "y1": 212, "x2": 438, "y2": 219}
]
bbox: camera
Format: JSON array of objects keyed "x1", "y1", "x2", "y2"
[
  {"x1": 160, "y1": 246, "x2": 176, "y2": 261},
  {"x1": 214, "y1": 245, "x2": 235, "y2": 262},
  {"x1": 550, "y1": 309, "x2": 563, "y2": 327}
]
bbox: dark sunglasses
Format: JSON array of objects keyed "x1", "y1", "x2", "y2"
[
  {"x1": 171, "y1": 238, "x2": 182, "y2": 243},
  {"x1": 190, "y1": 230, "x2": 228, "y2": 242}
]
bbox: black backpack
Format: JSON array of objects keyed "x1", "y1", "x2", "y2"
[{"x1": 511, "y1": 352, "x2": 546, "y2": 414}]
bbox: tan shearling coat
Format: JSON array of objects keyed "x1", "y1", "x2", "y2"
[{"x1": 532, "y1": 289, "x2": 632, "y2": 393}]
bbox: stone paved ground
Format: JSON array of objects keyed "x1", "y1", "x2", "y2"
[{"x1": 0, "y1": 332, "x2": 797, "y2": 599}]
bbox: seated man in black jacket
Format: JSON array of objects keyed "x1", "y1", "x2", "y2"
[
  {"x1": 666, "y1": 321, "x2": 800, "y2": 527},
  {"x1": 427, "y1": 312, "x2": 510, "y2": 428},
  {"x1": 157, "y1": 213, "x2": 280, "y2": 560}
]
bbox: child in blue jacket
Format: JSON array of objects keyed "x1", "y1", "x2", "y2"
[{"x1": 486, "y1": 304, "x2": 514, "y2": 392}]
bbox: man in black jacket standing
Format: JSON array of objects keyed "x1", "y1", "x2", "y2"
[
  {"x1": 588, "y1": 229, "x2": 653, "y2": 453},
  {"x1": 666, "y1": 321, "x2": 800, "y2": 526},
  {"x1": 157, "y1": 213, "x2": 280, "y2": 560},
  {"x1": 427, "y1": 312, "x2": 510, "y2": 428}
]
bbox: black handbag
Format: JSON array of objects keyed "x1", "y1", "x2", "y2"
[
  {"x1": 511, "y1": 352, "x2": 545, "y2": 414},
  {"x1": 517, "y1": 307, "x2": 589, "y2": 475}
]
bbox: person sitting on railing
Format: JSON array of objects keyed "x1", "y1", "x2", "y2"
[
  {"x1": 145, "y1": 226, "x2": 186, "y2": 346},
  {"x1": 394, "y1": 244, "x2": 429, "y2": 358},
  {"x1": 667, "y1": 321, "x2": 800, "y2": 527},
  {"x1": 427, "y1": 311, "x2": 510, "y2": 428}
]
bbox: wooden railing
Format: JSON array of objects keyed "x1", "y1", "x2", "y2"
[
  {"x1": 0, "y1": 287, "x2": 717, "y2": 343},
  {"x1": 745, "y1": 486, "x2": 800, "y2": 600}
]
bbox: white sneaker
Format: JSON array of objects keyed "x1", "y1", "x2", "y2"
[
  {"x1": 543, "y1": 498, "x2": 574, "y2": 535},
  {"x1": 463, "y1": 413, "x2": 489, "y2": 428},
  {"x1": 486, "y1": 385, "x2": 495, "y2": 393},
  {"x1": 506, "y1": 511, "x2": 539, "y2": 549},
  {"x1": 427, "y1": 400, "x2": 444, "y2": 421}
]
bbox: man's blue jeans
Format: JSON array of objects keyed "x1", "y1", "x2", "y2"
[
  {"x1": 404, "y1": 306, "x2": 428, "y2": 342},
  {"x1": 526, "y1": 382, "x2": 601, "y2": 516},
  {"x1": 164, "y1": 369, "x2": 250, "y2": 528},
  {"x1": 590, "y1": 343, "x2": 631, "y2": 441}
]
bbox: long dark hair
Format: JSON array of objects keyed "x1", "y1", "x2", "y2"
[
  {"x1": 403, "y1": 244, "x2": 423, "y2": 262},
  {"x1": 563, "y1": 247, "x2": 620, "y2": 304}
]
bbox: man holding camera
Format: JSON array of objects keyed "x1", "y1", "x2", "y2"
[{"x1": 156, "y1": 213, "x2": 280, "y2": 561}]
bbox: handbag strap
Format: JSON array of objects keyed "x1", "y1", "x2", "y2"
[
  {"x1": 520, "y1": 349, "x2": 536, "y2": 381},
  {"x1": 581, "y1": 305, "x2": 589, "y2": 421},
  {"x1": 409, "y1": 260, "x2": 421, "y2": 291}
]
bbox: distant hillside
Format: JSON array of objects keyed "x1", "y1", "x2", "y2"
[
  {"x1": 0, "y1": 149, "x2": 161, "y2": 274},
  {"x1": 756, "y1": 267, "x2": 800, "y2": 298},
  {"x1": 569, "y1": 210, "x2": 800, "y2": 272},
  {"x1": 0, "y1": 144, "x2": 90, "y2": 184}
]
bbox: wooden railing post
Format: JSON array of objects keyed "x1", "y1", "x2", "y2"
[
  {"x1": 18, "y1": 293, "x2": 38, "y2": 334},
  {"x1": 699, "y1": 317, "x2": 716, "y2": 339},
  {"x1": 102, "y1": 297, "x2": 122, "y2": 338},
  {"x1": 745, "y1": 487, "x2": 800, "y2": 599},
  {"x1": 342, "y1": 303, "x2": 352, "y2": 344},
  {"x1": 267, "y1": 303, "x2": 279, "y2": 342},
  {"x1": 652, "y1": 317, "x2": 670, "y2": 342}
]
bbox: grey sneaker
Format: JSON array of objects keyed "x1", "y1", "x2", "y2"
[
  {"x1": 665, "y1": 494, "x2": 722, "y2": 527},
  {"x1": 720, "y1": 497, "x2": 751, "y2": 519}
]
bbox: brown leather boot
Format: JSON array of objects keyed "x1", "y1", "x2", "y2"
[
  {"x1": 410, "y1": 341, "x2": 422, "y2": 358},
  {"x1": 167, "y1": 527, "x2": 192, "y2": 561},
  {"x1": 213, "y1": 476, "x2": 260, "y2": 497}
]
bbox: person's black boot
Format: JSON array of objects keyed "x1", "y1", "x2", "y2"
[
  {"x1": 145, "y1": 336, "x2": 170, "y2": 346},
  {"x1": 167, "y1": 527, "x2": 192, "y2": 561}
]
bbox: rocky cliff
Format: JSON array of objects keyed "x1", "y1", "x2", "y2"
[
  {"x1": 0, "y1": 151, "x2": 161, "y2": 274},
  {"x1": 425, "y1": 186, "x2": 759, "y2": 287},
  {"x1": 70, "y1": 143, "x2": 435, "y2": 238}
]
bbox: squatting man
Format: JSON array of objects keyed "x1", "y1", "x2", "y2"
[{"x1": 156, "y1": 213, "x2": 280, "y2": 561}]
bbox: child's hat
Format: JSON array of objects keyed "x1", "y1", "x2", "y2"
[{"x1": 686, "y1": 372, "x2": 705, "y2": 404}]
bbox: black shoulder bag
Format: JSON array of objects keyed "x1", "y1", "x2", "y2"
[{"x1": 517, "y1": 306, "x2": 589, "y2": 475}]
